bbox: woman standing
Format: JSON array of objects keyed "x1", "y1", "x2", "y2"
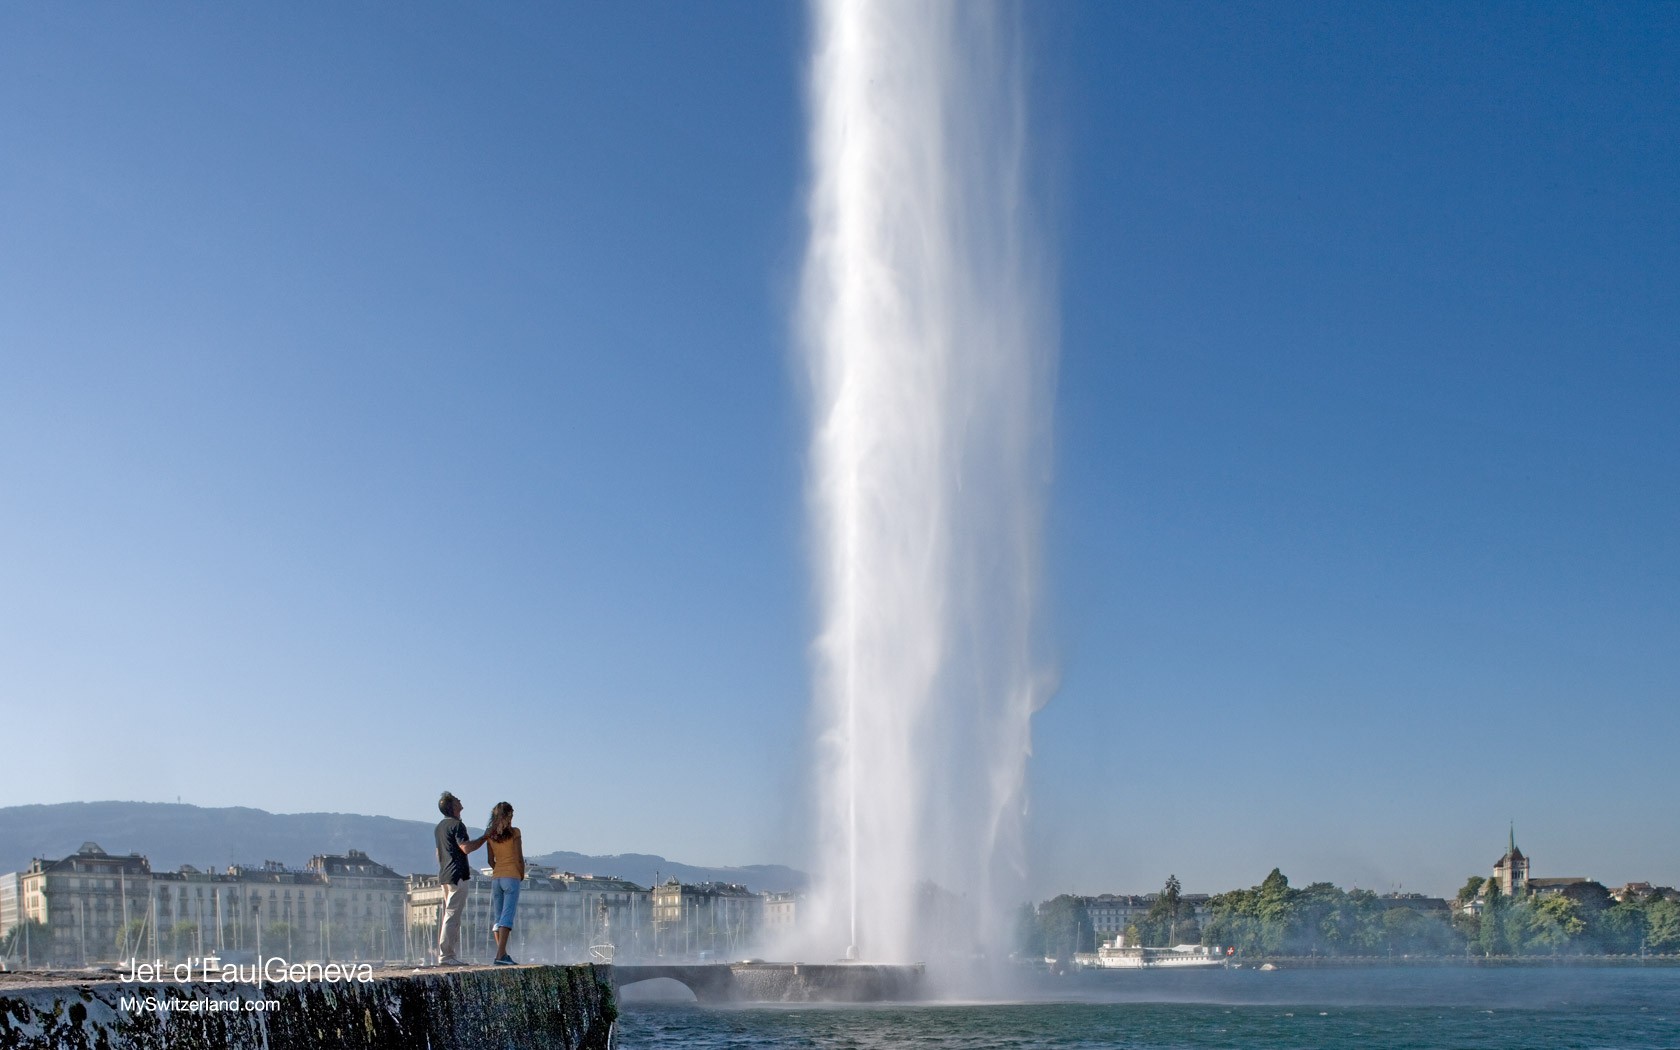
[{"x1": 484, "y1": 801, "x2": 525, "y2": 965}]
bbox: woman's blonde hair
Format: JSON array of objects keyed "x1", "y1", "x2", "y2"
[{"x1": 486, "y1": 801, "x2": 515, "y2": 842}]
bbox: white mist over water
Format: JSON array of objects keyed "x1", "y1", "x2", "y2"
[{"x1": 797, "y1": 0, "x2": 1056, "y2": 969}]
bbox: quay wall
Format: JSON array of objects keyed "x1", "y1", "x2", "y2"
[
  {"x1": 1231, "y1": 954, "x2": 1680, "y2": 968},
  {"x1": 0, "y1": 964, "x2": 616, "y2": 1050}
]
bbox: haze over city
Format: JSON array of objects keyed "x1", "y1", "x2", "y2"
[{"x1": 3, "y1": 1, "x2": 1676, "y2": 904}]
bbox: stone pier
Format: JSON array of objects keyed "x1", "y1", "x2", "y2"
[
  {"x1": 613, "y1": 962, "x2": 926, "y2": 1003},
  {"x1": 0, "y1": 964, "x2": 616, "y2": 1050}
]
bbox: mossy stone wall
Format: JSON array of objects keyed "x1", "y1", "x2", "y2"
[{"x1": 0, "y1": 965, "x2": 615, "y2": 1050}]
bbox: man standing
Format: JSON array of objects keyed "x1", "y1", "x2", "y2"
[{"x1": 435, "y1": 791, "x2": 485, "y2": 965}]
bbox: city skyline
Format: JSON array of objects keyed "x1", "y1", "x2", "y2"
[
  {"x1": 7, "y1": 810, "x2": 1669, "y2": 920},
  {"x1": 2, "y1": 3, "x2": 1676, "y2": 902}
]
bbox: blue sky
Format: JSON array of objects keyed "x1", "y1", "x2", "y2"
[{"x1": 3, "y1": 2, "x2": 1675, "y2": 899}]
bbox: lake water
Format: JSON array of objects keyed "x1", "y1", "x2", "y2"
[{"x1": 615, "y1": 967, "x2": 1680, "y2": 1049}]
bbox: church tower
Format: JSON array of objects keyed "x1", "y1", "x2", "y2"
[{"x1": 1491, "y1": 824, "x2": 1529, "y2": 896}]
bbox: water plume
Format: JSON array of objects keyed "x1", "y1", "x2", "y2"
[{"x1": 796, "y1": 0, "x2": 1057, "y2": 970}]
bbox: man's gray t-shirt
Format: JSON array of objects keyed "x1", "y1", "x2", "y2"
[{"x1": 436, "y1": 817, "x2": 471, "y2": 884}]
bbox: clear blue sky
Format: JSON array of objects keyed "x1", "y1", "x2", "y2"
[{"x1": 3, "y1": 2, "x2": 1675, "y2": 899}]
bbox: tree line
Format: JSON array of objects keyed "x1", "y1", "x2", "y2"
[
  {"x1": 1021, "y1": 869, "x2": 1680, "y2": 962},
  {"x1": 1200, "y1": 869, "x2": 1460, "y2": 957},
  {"x1": 1453, "y1": 875, "x2": 1680, "y2": 957}
]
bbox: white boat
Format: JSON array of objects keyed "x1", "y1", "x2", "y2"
[{"x1": 1092, "y1": 935, "x2": 1227, "y2": 969}]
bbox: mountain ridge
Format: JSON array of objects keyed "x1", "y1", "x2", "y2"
[{"x1": 0, "y1": 801, "x2": 806, "y2": 893}]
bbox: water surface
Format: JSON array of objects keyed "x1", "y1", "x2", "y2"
[{"x1": 616, "y1": 967, "x2": 1680, "y2": 1049}]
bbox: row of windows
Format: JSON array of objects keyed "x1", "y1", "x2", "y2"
[{"x1": 44, "y1": 877, "x2": 396, "y2": 899}]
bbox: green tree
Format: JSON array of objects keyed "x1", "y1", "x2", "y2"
[
  {"x1": 1406, "y1": 909, "x2": 1463, "y2": 955},
  {"x1": 1293, "y1": 882, "x2": 1351, "y2": 955},
  {"x1": 1381, "y1": 906, "x2": 1423, "y2": 954},
  {"x1": 1200, "y1": 888, "x2": 1253, "y2": 954},
  {"x1": 1137, "y1": 875, "x2": 1186, "y2": 946},
  {"x1": 1013, "y1": 902, "x2": 1043, "y2": 959},
  {"x1": 1478, "y1": 881, "x2": 1507, "y2": 955},
  {"x1": 1498, "y1": 896, "x2": 1534, "y2": 956},
  {"x1": 1344, "y1": 890, "x2": 1385, "y2": 954},
  {"x1": 1452, "y1": 897, "x2": 1482, "y2": 945},
  {"x1": 167, "y1": 920, "x2": 200, "y2": 959},
  {"x1": 1645, "y1": 898, "x2": 1680, "y2": 952},
  {"x1": 1161, "y1": 875, "x2": 1183, "y2": 944},
  {"x1": 1175, "y1": 914, "x2": 1204, "y2": 945},
  {"x1": 0, "y1": 919, "x2": 50, "y2": 965},
  {"x1": 1255, "y1": 869, "x2": 1295, "y2": 954},
  {"x1": 1526, "y1": 895, "x2": 1585, "y2": 955},
  {"x1": 1198, "y1": 871, "x2": 1471, "y2": 959},
  {"x1": 1037, "y1": 896, "x2": 1093, "y2": 966},
  {"x1": 1457, "y1": 876, "x2": 1485, "y2": 904},
  {"x1": 1258, "y1": 868, "x2": 1291, "y2": 898},
  {"x1": 1593, "y1": 901, "x2": 1646, "y2": 954},
  {"x1": 1202, "y1": 870, "x2": 1296, "y2": 957}
]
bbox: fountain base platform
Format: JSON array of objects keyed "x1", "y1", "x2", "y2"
[{"x1": 611, "y1": 961, "x2": 925, "y2": 1003}]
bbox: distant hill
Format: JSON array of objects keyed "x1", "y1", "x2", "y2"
[
  {"x1": 523, "y1": 850, "x2": 805, "y2": 893},
  {"x1": 0, "y1": 802, "x2": 806, "y2": 893},
  {"x1": 0, "y1": 802, "x2": 434, "y2": 877}
]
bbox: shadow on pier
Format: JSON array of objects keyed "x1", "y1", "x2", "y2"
[{"x1": 611, "y1": 961, "x2": 926, "y2": 1003}]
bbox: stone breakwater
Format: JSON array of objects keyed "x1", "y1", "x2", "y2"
[
  {"x1": 613, "y1": 962, "x2": 926, "y2": 1002},
  {"x1": 0, "y1": 964, "x2": 616, "y2": 1050}
]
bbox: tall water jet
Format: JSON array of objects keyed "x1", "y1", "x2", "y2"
[{"x1": 798, "y1": 0, "x2": 1056, "y2": 970}]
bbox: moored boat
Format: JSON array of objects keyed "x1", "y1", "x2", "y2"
[{"x1": 1090, "y1": 934, "x2": 1227, "y2": 969}]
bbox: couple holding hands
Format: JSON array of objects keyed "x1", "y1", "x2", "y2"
[{"x1": 434, "y1": 791, "x2": 525, "y2": 966}]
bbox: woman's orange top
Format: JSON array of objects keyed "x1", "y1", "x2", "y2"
[{"x1": 487, "y1": 827, "x2": 525, "y2": 880}]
